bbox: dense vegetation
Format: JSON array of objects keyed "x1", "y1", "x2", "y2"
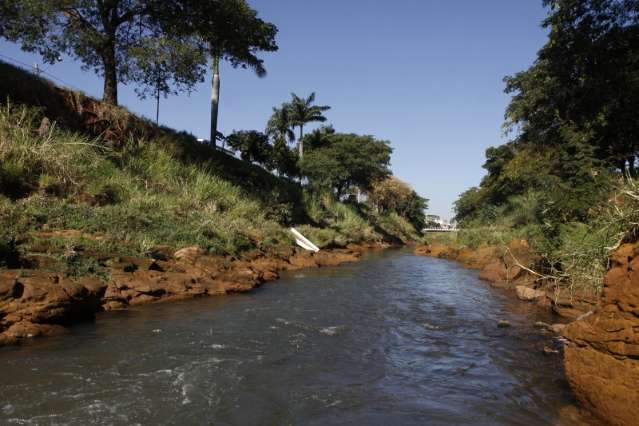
[
  {"x1": 0, "y1": 58, "x2": 426, "y2": 273},
  {"x1": 453, "y1": 0, "x2": 639, "y2": 291},
  {"x1": 0, "y1": 0, "x2": 428, "y2": 277}
]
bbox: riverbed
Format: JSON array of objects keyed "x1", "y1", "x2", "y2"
[{"x1": 0, "y1": 250, "x2": 581, "y2": 425}]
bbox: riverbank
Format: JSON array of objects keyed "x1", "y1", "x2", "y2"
[
  {"x1": 0, "y1": 62, "x2": 425, "y2": 347},
  {"x1": 0, "y1": 241, "x2": 395, "y2": 346},
  {"x1": 415, "y1": 238, "x2": 639, "y2": 426}
]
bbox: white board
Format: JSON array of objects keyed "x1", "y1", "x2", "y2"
[{"x1": 290, "y1": 228, "x2": 320, "y2": 252}]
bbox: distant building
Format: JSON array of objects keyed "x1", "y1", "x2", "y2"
[{"x1": 424, "y1": 215, "x2": 455, "y2": 231}]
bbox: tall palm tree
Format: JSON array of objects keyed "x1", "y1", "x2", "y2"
[
  {"x1": 288, "y1": 92, "x2": 330, "y2": 158},
  {"x1": 266, "y1": 104, "x2": 296, "y2": 145}
]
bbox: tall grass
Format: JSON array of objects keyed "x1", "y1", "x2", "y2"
[
  {"x1": 0, "y1": 103, "x2": 289, "y2": 256},
  {"x1": 0, "y1": 102, "x2": 421, "y2": 269},
  {"x1": 455, "y1": 178, "x2": 639, "y2": 293}
]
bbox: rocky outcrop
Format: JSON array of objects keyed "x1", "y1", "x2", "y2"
[
  {"x1": 515, "y1": 285, "x2": 545, "y2": 301},
  {"x1": 415, "y1": 240, "x2": 540, "y2": 289},
  {"x1": 0, "y1": 244, "x2": 368, "y2": 346},
  {"x1": 562, "y1": 241, "x2": 639, "y2": 426}
]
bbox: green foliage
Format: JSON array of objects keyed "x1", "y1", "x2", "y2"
[
  {"x1": 0, "y1": 97, "x2": 423, "y2": 273},
  {"x1": 0, "y1": 0, "x2": 278, "y2": 105},
  {"x1": 505, "y1": 0, "x2": 639, "y2": 172},
  {"x1": 0, "y1": 102, "x2": 288, "y2": 256},
  {"x1": 287, "y1": 92, "x2": 331, "y2": 155},
  {"x1": 369, "y1": 177, "x2": 428, "y2": 230},
  {"x1": 455, "y1": 1, "x2": 639, "y2": 293},
  {"x1": 300, "y1": 132, "x2": 392, "y2": 196},
  {"x1": 301, "y1": 192, "x2": 379, "y2": 247},
  {"x1": 182, "y1": 0, "x2": 278, "y2": 77},
  {"x1": 226, "y1": 130, "x2": 272, "y2": 166},
  {"x1": 376, "y1": 213, "x2": 421, "y2": 244},
  {"x1": 271, "y1": 138, "x2": 300, "y2": 178}
]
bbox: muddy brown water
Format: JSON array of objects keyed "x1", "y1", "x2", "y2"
[{"x1": 0, "y1": 250, "x2": 583, "y2": 425}]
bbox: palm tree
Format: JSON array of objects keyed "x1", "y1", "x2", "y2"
[
  {"x1": 209, "y1": 47, "x2": 268, "y2": 146},
  {"x1": 266, "y1": 104, "x2": 296, "y2": 145},
  {"x1": 288, "y1": 92, "x2": 330, "y2": 158}
]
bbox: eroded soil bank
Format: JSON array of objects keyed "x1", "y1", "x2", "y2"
[
  {"x1": 0, "y1": 242, "x2": 389, "y2": 347},
  {"x1": 415, "y1": 239, "x2": 639, "y2": 426}
]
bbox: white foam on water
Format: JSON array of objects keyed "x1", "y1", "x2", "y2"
[
  {"x1": 319, "y1": 326, "x2": 344, "y2": 336},
  {"x1": 181, "y1": 383, "x2": 193, "y2": 405},
  {"x1": 152, "y1": 329, "x2": 162, "y2": 333},
  {"x1": 422, "y1": 322, "x2": 441, "y2": 330},
  {"x1": 2, "y1": 404, "x2": 15, "y2": 415},
  {"x1": 210, "y1": 344, "x2": 226, "y2": 350}
]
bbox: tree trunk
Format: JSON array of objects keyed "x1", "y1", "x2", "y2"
[
  {"x1": 155, "y1": 84, "x2": 160, "y2": 125},
  {"x1": 210, "y1": 54, "x2": 221, "y2": 146},
  {"x1": 102, "y1": 40, "x2": 118, "y2": 105},
  {"x1": 628, "y1": 155, "x2": 636, "y2": 177},
  {"x1": 298, "y1": 125, "x2": 304, "y2": 158}
]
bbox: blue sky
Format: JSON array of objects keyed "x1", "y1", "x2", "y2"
[{"x1": 0, "y1": 0, "x2": 548, "y2": 219}]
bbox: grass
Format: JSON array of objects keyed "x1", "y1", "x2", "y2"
[
  {"x1": 454, "y1": 179, "x2": 639, "y2": 294},
  {"x1": 0, "y1": 102, "x2": 292, "y2": 258},
  {"x1": 0, "y1": 62, "x2": 424, "y2": 274}
]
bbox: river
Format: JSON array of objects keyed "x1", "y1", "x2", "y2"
[{"x1": 0, "y1": 250, "x2": 580, "y2": 425}]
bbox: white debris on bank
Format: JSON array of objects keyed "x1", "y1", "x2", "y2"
[{"x1": 290, "y1": 228, "x2": 320, "y2": 252}]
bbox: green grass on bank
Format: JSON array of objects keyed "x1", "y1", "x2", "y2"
[
  {"x1": 453, "y1": 182, "x2": 639, "y2": 293},
  {"x1": 0, "y1": 62, "x2": 423, "y2": 272}
]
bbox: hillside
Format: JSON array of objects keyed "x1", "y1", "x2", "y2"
[{"x1": 0, "y1": 60, "x2": 421, "y2": 274}]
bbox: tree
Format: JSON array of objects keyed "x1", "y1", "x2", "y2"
[
  {"x1": 457, "y1": 0, "x2": 639, "y2": 228},
  {"x1": 299, "y1": 132, "x2": 392, "y2": 196},
  {"x1": 1, "y1": 1, "x2": 210, "y2": 105},
  {"x1": 288, "y1": 92, "x2": 330, "y2": 158},
  {"x1": 129, "y1": 35, "x2": 204, "y2": 123},
  {"x1": 266, "y1": 104, "x2": 296, "y2": 145},
  {"x1": 266, "y1": 104, "x2": 299, "y2": 177},
  {"x1": 182, "y1": 0, "x2": 278, "y2": 144},
  {"x1": 225, "y1": 130, "x2": 272, "y2": 166},
  {"x1": 271, "y1": 138, "x2": 299, "y2": 178},
  {"x1": 504, "y1": 0, "x2": 639, "y2": 173},
  {"x1": 1, "y1": 0, "x2": 278, "y2": 111},
  {"x1": 369, "y1": 177, "x2": 428, "y2": 230}
]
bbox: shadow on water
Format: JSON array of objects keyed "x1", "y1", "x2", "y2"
[{"x1": 0, "y1": 249, "x2": 592, "y2": 425}]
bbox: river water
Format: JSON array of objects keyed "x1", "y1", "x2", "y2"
[{"x1": 0, "y1": 250, "x2": 581, "y2": 425}]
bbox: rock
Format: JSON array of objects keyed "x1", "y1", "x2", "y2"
[
  {"x1": 1, "y1": 243, "x2": 378, "y2": 347},
  {"x1": 413, "y1": 243, "x2": 459, "y2": 260},
  {"x1": 174, "y1": 246, "x2": 204, "y2": 264},
  {"x1": 534, "y1": 321, "x2": 550, "y2": 329},
  {"x1": 549, "y1": 323, "x2": 567, "y2": 334},
  {"x1": 413, "y1": 245, "x2": 430, "y2": 256},
  {"x1": 498, "y1": 320, "x2": 511, "y2": 328},
  {"x1": 479, "y1": 261, "x2": 507, "y2": 284},
  {"x1": 552, "y1": 305, "x2": 586, "y2": 320},
  {"x1": 287, "y1": 252, "x2": 318, "y2": 270},
  {"x1": 562, "y1": 240, "x2": 639, "y2": 426},
  {"x1": 457, "y1": 245, "x2": 499, "y2": 269},
  {"x1": 515, "y1": 285, "x2": 545, "y2": 301},
  {"x1": 313, "y1": 250, "x2": 360, "y2": 267}
]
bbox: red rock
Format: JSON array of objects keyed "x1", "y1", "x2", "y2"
[
  {"x1": 549, "y1": 323, "x2": 566, "y2": 333},
  {"x1": 515, "y1": 286, "x2": 545, "y2": 301},
  {"x1": 174, "y1": 246, "x2": 204, "y2": 264},
  {"x1": 563, "y1": 241, "x2": 639, "y2": 425}
]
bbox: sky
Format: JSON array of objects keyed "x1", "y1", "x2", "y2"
[{"x1": 0, "y1": 0, "x2": 549, "y2": 220}]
